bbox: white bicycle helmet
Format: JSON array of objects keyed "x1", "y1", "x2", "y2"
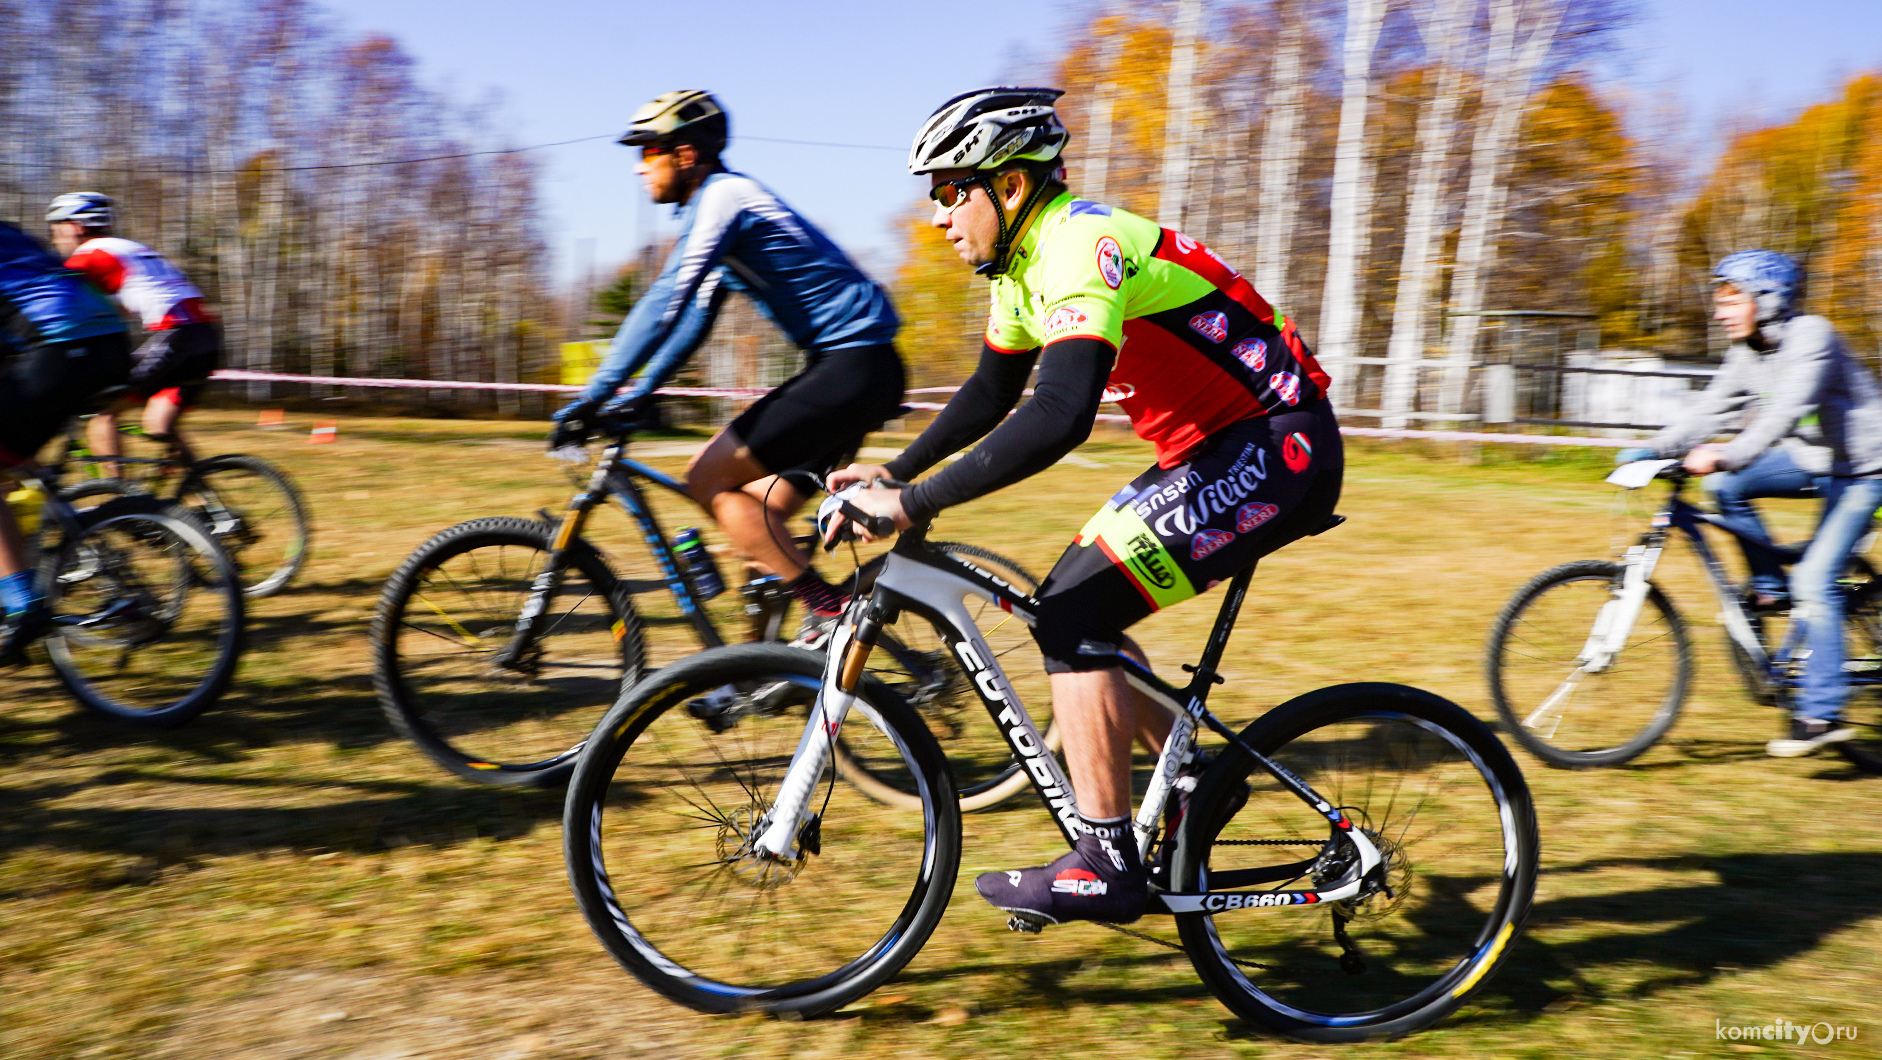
[
  {"x1": 910, "y1": 87, "x2": 1069, "y2": 276},
  {"x1": 908, "y1": 87, "x2": 1067, "y2": 175},
  {"x1": 46, "y1": 191, "x2": 114, "y2": 228}
]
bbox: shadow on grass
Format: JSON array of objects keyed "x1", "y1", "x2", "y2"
[
  {"x1": 854, "y1": 850, "x2": 1882, "y2": 1031},
  {"x1": 0, "y1": 772, "x2": 564, "y2": 891},
  {"x1": 1462, "y1": 850, "x2": 1882, "y2": 1026}
]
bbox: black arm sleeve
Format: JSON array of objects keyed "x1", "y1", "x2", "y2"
[
  {"x1": 900, "y1": 336, "x2": 1115, "y2": 522},
  {"x1": 883, "y1": 341, "x2": 1038, "y2": 482}
]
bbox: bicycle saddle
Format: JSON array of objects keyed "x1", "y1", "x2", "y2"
[{"x1": 1309, "y1": 514, "x2": 1347, "y2": 536}]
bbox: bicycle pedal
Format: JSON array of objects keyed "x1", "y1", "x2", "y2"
[{"x1": 1005, "y1": 914, "x2": 1048, "y2": 934}]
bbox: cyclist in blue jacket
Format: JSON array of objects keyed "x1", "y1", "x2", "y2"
[
  {"x1": 552, "y1": 91, "x2": 905, "y2": 618},
  {"x1": 0, "y1": 220, "x2": 133, "y2": 665}
]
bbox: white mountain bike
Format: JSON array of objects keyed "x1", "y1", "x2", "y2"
[{"x1": 563, "y1": 491, "x2": 1538, "y2": 1041}]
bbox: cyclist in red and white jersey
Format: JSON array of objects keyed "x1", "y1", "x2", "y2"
[
  {"x1": 47, "y1": 192, "x2": 223, "y2": 470},
  {"x1": 831, "y1": 88, "x2": 1343, "y2": 927}
]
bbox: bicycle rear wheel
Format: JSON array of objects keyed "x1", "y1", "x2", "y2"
[
  {"x1": 836, "y1": 542, "x2": 1059, "y2": 811},
  {"x1": 1173, "y1": 683, "x2": 1538, "y2": 1042},
  {"x1": 564, "y1": 643, "x2": 960, "y2": 1016},
  {"x1": 1486, "y1": 559, "x2": 1691, "y2": 768},
  {"x1": 1835, "y1": 568, "x2": 1882, "y2": 772},
  {"x1": 176, "y1": 454, "x2": 311, "y2": 597},
  {"x1": 372, "y1": 516, "x2": 644, "y2": 787},
  {"x1": 43, "y1": 496, "x2": 245, "y2": 727}
]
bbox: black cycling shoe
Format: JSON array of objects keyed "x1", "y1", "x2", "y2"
[
  {"x1": 0, "y1": 603, "x2": 53, "y2": 669},
  {"x1": 1152, "y1": 752, "x2": 1249, "y2": 887},
  {"x1": 1743, "y1": 586, "x2": 1792, "y2": 613},
  {"x1": 976, "y1": 814, "x2": 1148, "y2": 927}
]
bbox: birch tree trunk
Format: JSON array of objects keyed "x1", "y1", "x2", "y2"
[
  {"x1": 1085, "y1": 21, "x2": 1123, "y2": 204},
  {"x1": 1158, "y1": 0, "x2": 1204, "y2": 228},
  {"x1": 1319, "y1": 0, "x2": 1387, "y2": 408},
  {"x1": 1438, "y1": 0, "x2": 1567, "y2": 415},
  {"x1": 1253, "y1": 2, "x2": 1308, "y2": 305},
  {"x1": 1380, "y1": 0, "x2": 1473, "y2": 428}
]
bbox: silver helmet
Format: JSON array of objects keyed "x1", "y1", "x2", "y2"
[
  {"x1": 46, "y1": 191, "x2": 114, "y2": 228},
  {"x1": 908, "y1": 87, "x2": 1067, "y2": 176}
]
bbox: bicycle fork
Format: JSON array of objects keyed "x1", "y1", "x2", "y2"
[
  {"x1": 495, "y1": 474, "x2": 602, "y2": 669},
  {"x1": 752, "y1": 601, "x2": 883, "y2": 860}
]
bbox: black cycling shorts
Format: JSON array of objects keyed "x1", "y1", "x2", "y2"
[
  {"x1": 0, "y1": 332, "x2": 133, "y2": 467},
  {"x1": 129, "y1": 320, "x2": 223, "y2": 405},
  {"x1": 1030, "y1": 400, "x2": 1344, "y2": 673},
  {"x1": 730, "y1": 343, "x2": 907, "y2": 479}
]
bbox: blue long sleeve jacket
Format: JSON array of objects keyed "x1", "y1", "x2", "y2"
[
  {"x1": 0, "y1": 222, "x2": 125, "y2": 347},
  {"x1": 581, "y1": 170, "x2": 899, "y2": 406}
]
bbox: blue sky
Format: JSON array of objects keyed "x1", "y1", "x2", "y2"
[{"x1": 315, "y1": 0, "x2": 1882, "y2": 288}]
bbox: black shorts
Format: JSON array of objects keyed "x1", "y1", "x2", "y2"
[
  {"x1": 1030, "y1": 400, "x2": 1344, "y2": 673},
  {"x1": 0, "y1": 332, "x2": 134, "y2": 467},
  {"x1": 729, "y1": 343, "x2": 906, "y2": 479},
  {"x1": 129, "y1": 320, "x2": 222, "y2": 405}
]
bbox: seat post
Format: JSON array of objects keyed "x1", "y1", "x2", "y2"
[{"x1": 1187, "y1": 564, "x2": 1257, "y2": 695}]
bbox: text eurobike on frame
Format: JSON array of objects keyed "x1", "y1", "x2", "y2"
[{"x1": 1716, "y1": 1017, "x2": 1860, "y2": 1044}]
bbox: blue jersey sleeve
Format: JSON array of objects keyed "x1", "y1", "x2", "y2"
[{"x1": 581, "y1": 179, "x2": 746, "y2": 405}]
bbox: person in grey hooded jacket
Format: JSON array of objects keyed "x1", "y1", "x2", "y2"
[{"x1": 1621, "y1": 250, "x2": 1882, "y2": 757}]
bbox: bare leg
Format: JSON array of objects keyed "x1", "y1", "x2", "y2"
[
  {"x1": 1120, "y1": 636, "x2": 1173, "y2": 754},
  {"x1": 685, "y1": 427, "x2": 811, "y2": 580},
  {"x1": 142, "y1": 392, "x2": 195, "y2": 466},
  {"x1": 86, "y1": 410, "x2": 123, "y2": 478}
]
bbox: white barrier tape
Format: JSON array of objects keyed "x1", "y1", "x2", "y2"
[{"x1": 207, "y1": 370, "x2": 1631, "y2": 446}]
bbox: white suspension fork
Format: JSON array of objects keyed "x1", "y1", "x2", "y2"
[
  {"x1": 1582, "y1": 543, "x2": 1662, "y2": 671},
  {"x1": 753, "y1": 622, "x2": 858, "y2": 860}
]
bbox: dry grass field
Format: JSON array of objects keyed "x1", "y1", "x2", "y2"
[{"x1": 3, "y1": 409, "x2": 1877, "y2": 1059}]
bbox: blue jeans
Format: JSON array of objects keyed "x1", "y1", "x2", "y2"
[
  {"x1": 1706, "y1": 448, "x2": 1824, "y2": 597},
  {"x1": 1789, "y1": 475, "x2": 1882, "y2": 722}
]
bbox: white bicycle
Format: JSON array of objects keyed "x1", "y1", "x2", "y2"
[{"x1": 564, "y1": 493, "x2": 1538, "y2": 1041}]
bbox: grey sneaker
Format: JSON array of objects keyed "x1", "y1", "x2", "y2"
[{"x1": 1767, "y1": 717, "x2": 1856, "y2": 757}]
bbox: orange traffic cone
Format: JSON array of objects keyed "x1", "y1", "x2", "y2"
[
  {"x1": 309, "y1": 422, "x2": 338, "y2": 444},
  {"x1": 257, "y1": 409, "x2": 286, "y2": 428}
]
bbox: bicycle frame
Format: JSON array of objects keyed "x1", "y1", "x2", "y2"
[
  {"x1": 751, "y1": 524, "x2": 1383, "y2": 916},
  {"x1": 1570, "y1": 470, "x2": 1882, "y2": 720},
  {"x1": 510, "y1": 439, "x2": 729, "y2": 664}
]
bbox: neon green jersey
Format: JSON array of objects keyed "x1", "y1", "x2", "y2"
[{"x1": 983, "y1": 192, "x2": 1330, "y2": 466}]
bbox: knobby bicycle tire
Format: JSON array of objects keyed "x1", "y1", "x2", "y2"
[
  {"x1": 1172, "y1": 683, "x2": 1539, "y2": 1042},
  {"x1": 372, "y1": 516, "x2": 645, "y2": 787},
  {"x1": 1486, "y1": 559, "x2": 1691, "y2": 768},
  {"x1": 564, "y1": 642, "x2": 961, "y2": 1017},
  {"x1": 175, "y1": 454, "x2": 312, "y2": 598},
  {"x1": 43, "y1": 495, "x2": 245, "y2": 727}
]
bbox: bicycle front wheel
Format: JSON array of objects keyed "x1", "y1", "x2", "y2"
[
  {"x1": 564, "y1": 643, "x2": 960, "y2": 1017},
  {"x1": 176, "y1": 454, "x2": 311, "y2": 597},
  {"x1": 1486, "y1": 559, "x2": 1691, "y2": 768},
  {"x1": 1173, "y1": 683, "x2": 1538, "y2": 1042},
  {"x1": 837, "y1": 542, "x2": 1059, "y2": 812},
  {"x1": 43, "y1": 496, "x2": 245, "y2": 727},
  {"x1": 372, "y1": 516, "x2": 644, "y2": 787}
]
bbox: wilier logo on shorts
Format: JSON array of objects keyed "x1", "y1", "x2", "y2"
[
  {"x1": 1190, "y1": 528, "x2": 1235, "y2": 560},
  {"x1": 1188, "y1": 311, "x2": 1229, "y2": 344},
  {"x1": 1235, "y1": 502, "x2": 1278, "y2": 532},
  {"x1": 1231, "y1": 337, "x2": 1266, "y2": 372},
  {"x1": 1095, "y1": 236, "x2": 1124, "y2": 289},
  {"x1": 1282, "y1": 431, "x2": 1313, "y2": 472},
  {"x1": 1044, "y1": 305, "x2": 1089, "y2": 338}
]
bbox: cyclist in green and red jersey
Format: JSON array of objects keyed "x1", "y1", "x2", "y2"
[{"x1": 830, "y1": 87, "x2": 1343, "y2": 926}]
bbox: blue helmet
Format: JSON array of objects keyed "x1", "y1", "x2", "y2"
[{"x1": 1713, "y1": 249, "x2": 1803, "y2": 324}]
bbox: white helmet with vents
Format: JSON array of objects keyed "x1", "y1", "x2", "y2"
[
  {"x1": 908, "y1": 87, "x2": 1067, "y2": 175},
  {"x1": 47, "y1": 191, "x2": 114, "y2": 228}
]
